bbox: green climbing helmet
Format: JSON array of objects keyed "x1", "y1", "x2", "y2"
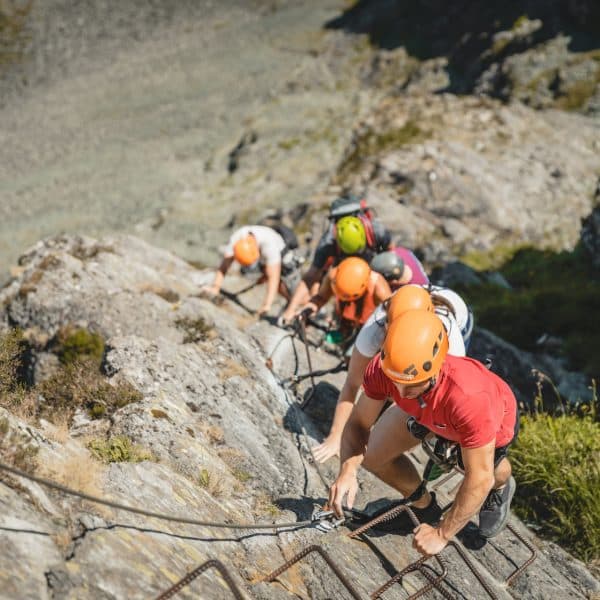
[{"x1": 336, "y1": 216, "x2": 367, "y2": 255}]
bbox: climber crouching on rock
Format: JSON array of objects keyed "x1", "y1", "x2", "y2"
[
  {"x1": 329, "y1": 309, "x2": 518, "y2": 555},
  {"x1": 201, "y1": 225, "x2": 300, "y2": 317},
  {"x1": 296, "y1": 256, "x2": 391, "y2": 353},
  {"x1": 312, "y1": 284, "x2": 473, "y2": 463}
]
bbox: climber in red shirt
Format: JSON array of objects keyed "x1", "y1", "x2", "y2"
[{"x1": 328, "y1": 309, "x2": 518, "y2": 556}]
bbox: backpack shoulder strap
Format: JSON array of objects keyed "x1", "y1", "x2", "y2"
[{"x1": 358, "y1": 214, "x2": 376, "y2": 248}]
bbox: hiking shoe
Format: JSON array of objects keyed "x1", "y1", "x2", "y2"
[
  {"x1": 350, "y1": 493, "x2": 442, "y2": 534},
  {"x1": 478, "y1": 476, "x2": 516, "y2": 538}
]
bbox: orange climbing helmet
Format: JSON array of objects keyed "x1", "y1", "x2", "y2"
[
  {"x1": 330, "y1": 257, "x2": 371, "y2": 302},
  {"x1": 381, "y1": 309, "x2": 448, "y2": 384},
  {"x1": 233, "y1": 234, "x2": 260, "y2": 266},
  {"x1": 387, "y1": 285, "x2": 434, "y2": 323}
]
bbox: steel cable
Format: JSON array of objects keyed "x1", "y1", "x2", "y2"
[{"x1": 0, "y1": 462, "x2": 314, "y2": 530}]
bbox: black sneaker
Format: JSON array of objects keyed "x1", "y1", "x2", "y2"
[
  {"x1": 478, "y1": 476, "x2": 516, "y2": 538},
  {"x1": 349, "y1": 493, "x2": 442, "y2": 534}
]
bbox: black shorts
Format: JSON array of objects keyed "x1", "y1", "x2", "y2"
[{"x1": 456, "y1": 403, "x2": 520, "y2": 470}]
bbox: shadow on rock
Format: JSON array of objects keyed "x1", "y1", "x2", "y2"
[
  {"x1": 275, "y1": 496, "x2": 328, "y2": 521},
  {"x1": 324, "y1": 0, "x2": 600, "y2": 94},
  {"x1": 282, "y1": 381, "x2": 340, "y2": 438},
  {"x1": 456, "y1": 521, "x2": 489, "y2": 550},
  {"x1": 299, "y1": 381, "x2": 340, "y2": 437}
]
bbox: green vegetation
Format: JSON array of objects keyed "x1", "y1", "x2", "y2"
[
  {"x1": 461, "y1": 243, "x2": 525, "y2": 271},
  {"x1": 556, "y1": 50, "x2": 600, "y2": 111},
  {"x1": 88, "y1": 435, "x2": 154, "y2": 463},
  {"x1": 231, "y1": 468, "x2": 253, "y2": 483},
  {"x1": 0, "y1": 327, "x2": 142, "y2": 425},
  {"x1": 198, "y1": 468, "x2": 211, "y2": 487},
  {"x1": 151, "y1": 288, "x2": 180, "y2": 303},
  {"x1": 56, "y1": 327, "x2": 105, "y2": 366},
  {"x1": 196, "y1": 467, "x2": 224, "y2": 497},
  {"x1": 512, "y1": 14, "x2": 530, "y2": 30},
  {"x1": 511, "y1": 387, "x2": 599, "y2": 562},
  {"x1": 0, "y1": 329, "x2": 24, "y2": 394},
  {"x1": 556, "y1": 78, "x2": 600, "y2": 111},
  {"x1": 150, "y1": 408, "x2": 170, "y2": 420},
  {"x1": 277, "y1": 137, "x2": 301, "y2": 151},
  {"x1": 336, "y1": 120, "x2": 426, "y2": 182},
  {"x1": 175, "y1": 316, "x2": 214, "y2": 343},
  {"x1": 39, "y1": 358, "x2": 142, "y2": 423},
  {"x1": 0, "y1": 416, "x2": 39, "y2": 473},
  {"x1": 0, "y1": 2, "x2": 31, "y2": 70},
  {"x1": 458, "y1": 244, "x2": 600, "y2": 379}
]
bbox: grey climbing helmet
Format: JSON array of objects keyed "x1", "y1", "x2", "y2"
[
  {"x1": 370, "y1": 251, "x2": 405, "y2": 280},
  {"x1": 329, "y1": 195, "x2": 362, "y2": 220}
]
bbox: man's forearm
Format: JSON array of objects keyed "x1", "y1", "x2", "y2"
[
  {"x1": 439, "y1": 473, "x2": 494, "y2": 540},
  {"x1": 263, "y1": 266, "x2": 280, "y2": 309},
  {"x1": 339, "y1": 420, "x2": 370, "y2": 473},
  {"x1": 212, "y1": 269, "x2": 225, "y2": 290},
  {"x1": 328, "y1": 398, "x2": 355, "y2": 440},
  {"x1": 286, "y1": 279, "x2": 310, "y2": 314}
]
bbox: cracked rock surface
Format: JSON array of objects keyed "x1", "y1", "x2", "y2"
[{"x1": 0, "y1": 234, "x2": 598, "y2": 599}]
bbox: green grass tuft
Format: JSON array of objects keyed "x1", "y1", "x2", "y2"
[
  {"x1": 87, "y1": 435, "x2": 154, "y2": 463},
  {"x1": 511, "y1": 395, "x2": 600, "y2": 562},
  {"x1": 57, "y1": 327, "x2": 105, "y2": 366}
]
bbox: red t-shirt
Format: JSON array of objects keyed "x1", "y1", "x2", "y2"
[{"x1": 363, "y1": 354, "x2": 517, "y2": 448}]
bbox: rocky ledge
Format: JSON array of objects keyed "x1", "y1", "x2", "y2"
[{"x1": 0, "y1": 234, "x2": 598, "y2": 599}]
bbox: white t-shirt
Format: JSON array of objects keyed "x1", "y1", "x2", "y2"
[
  {"x1": 223, "y1": 226, "x2": 285, "y2": 266},
  {"x1": 354, "y1": 285, "x2": 469, "y2": 358}
]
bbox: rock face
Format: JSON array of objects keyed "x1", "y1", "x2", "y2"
[
  {"x1": 0, "y1": 234, "x2": 598, "y2": 599},
  {"x1": 581, "y1": 204, "x2": 600, "y2": 269},
  {"x1": 333, "y1": 93, "x2": 599, "y2": 266},
  {"x1": 1, "y1": 1, "x2": 599, "y2": 277},
  {"x1": 327, "y1": 0, "x2": 600, "y2": 113},
  {"x1": 0, "y1": 0, "x2": 378, "y2": 271}
]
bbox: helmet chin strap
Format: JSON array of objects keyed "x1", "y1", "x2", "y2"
[{"x1": 417, "y1": 376, "x2": 436, "y2": 408}]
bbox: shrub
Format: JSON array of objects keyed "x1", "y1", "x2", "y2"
[
  {"x1": 0, "y1": 329, "x2": 25, "y2": 394},
  {"x1": 511, "y1": 389, "x2": 600, "y2": 562},
  {"x1": 0, "y1": 328, "x2": 142, "y2": 426},
  {"x1": 38, "y1": 359, "x2": 142, "y2": 424},
  {"x1": 175, "y1": 317, "x2": 214, "y2": 343},
  {"x1": 458, "y1": 243, "x2": 600, "y2": 379},
  {"x1": 87, "y1": 435, "x2": 154, "y2": 463},
  {"x1": 56, "y1": 327, "x2": 105, "y2": 366}
]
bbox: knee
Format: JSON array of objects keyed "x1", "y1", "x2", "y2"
[
  {"x1": 362, "y1": 452, "x2": 394, "y2": 475},
  {"x1": 361, "y1": 453, "x2": 380, "y2": 474}
]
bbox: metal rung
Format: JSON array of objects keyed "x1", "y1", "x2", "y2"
[
  {"x1": 262, "y1": 544, "x2": 363, "y2": 599},
  {"x1": 155, "y1": 559, "x2": 245, "y2": 600}
]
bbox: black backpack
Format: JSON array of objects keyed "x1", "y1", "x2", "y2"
[
  {"x1": 270, "y1": 224, "x2": 298, "y2": 251},
  {"x1": 329, "y1": 195, "x2": 377, "y2": 249}
]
